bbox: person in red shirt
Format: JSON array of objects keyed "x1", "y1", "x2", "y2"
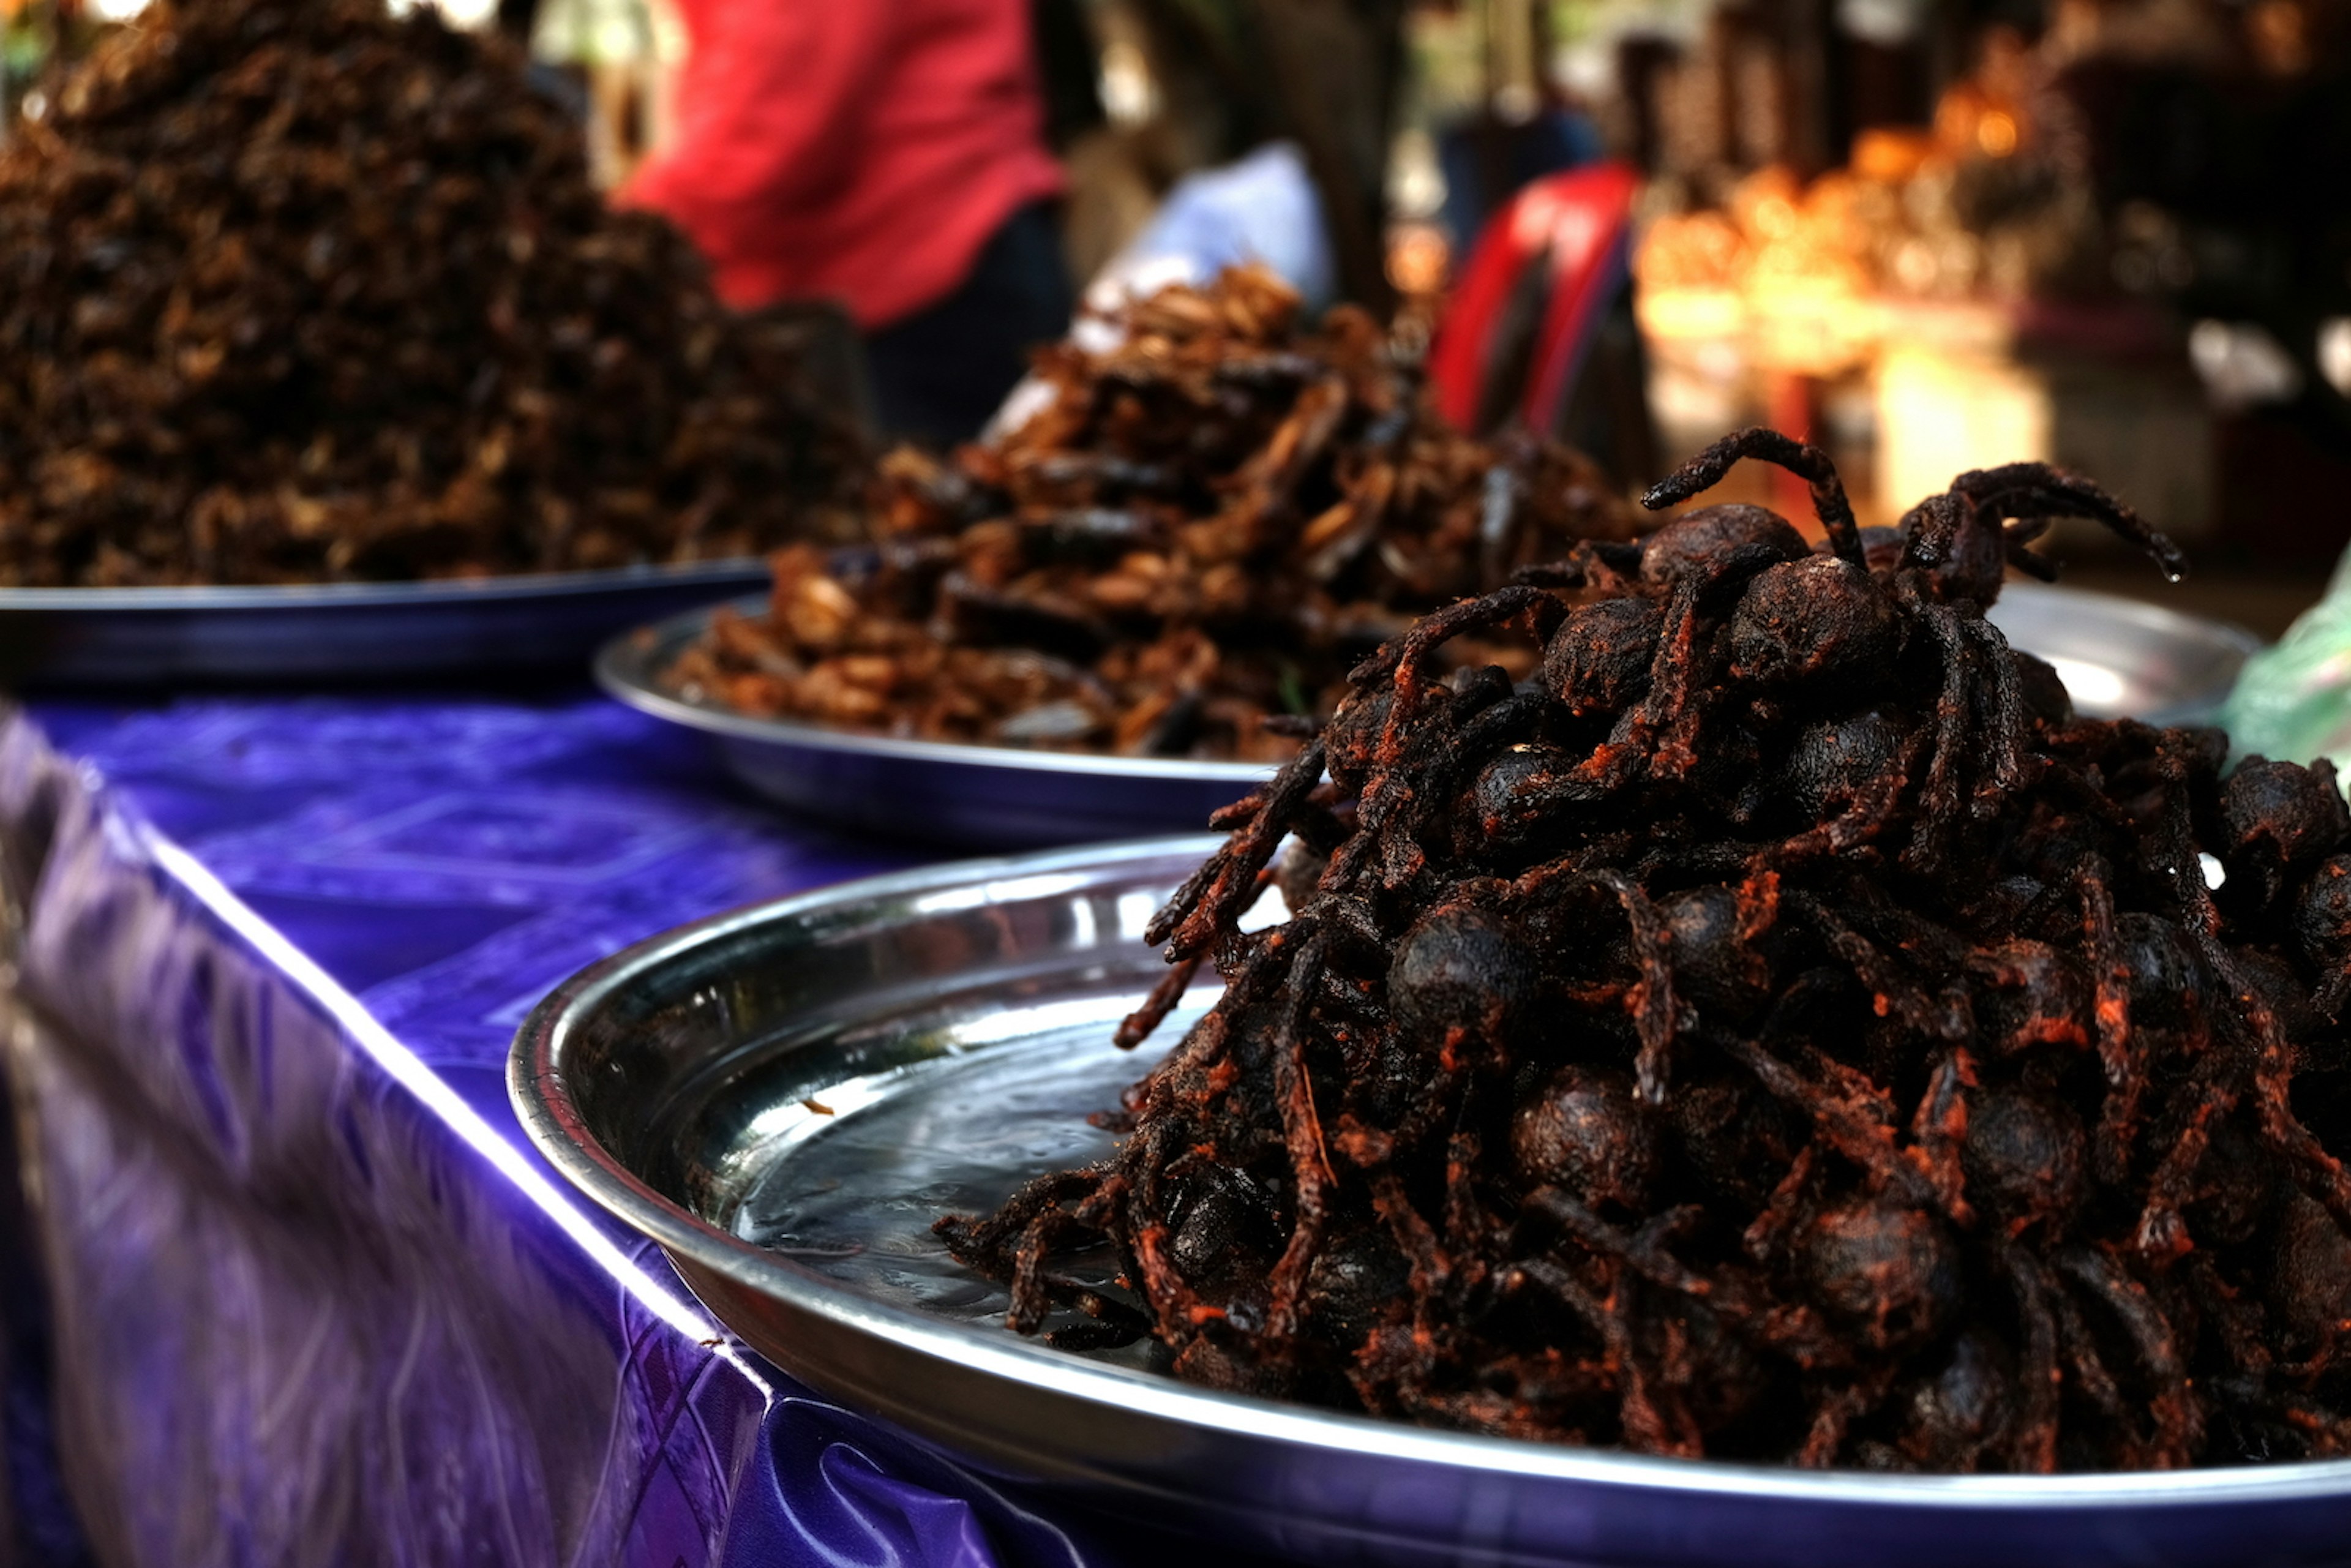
[{"x1": 624, "y1": 0, "x2": 1071, "y2": 443}]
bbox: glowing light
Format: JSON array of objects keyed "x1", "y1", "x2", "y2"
[
  {"x1": 2043, "y1": 656, "x2": 2129, "y2": 715},
  {"x1": 1978, "y1": 111, "x2": 2019, "y2": 158}
]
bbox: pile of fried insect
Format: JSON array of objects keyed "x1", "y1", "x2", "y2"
[{"x1": 943, "y1": 429, "x2": 2351, "y2": 1473}]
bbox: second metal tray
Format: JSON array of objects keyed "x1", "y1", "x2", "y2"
[
  {"x1": 597, "y1": 580, "x2": 2264, "y2": 849},
  {"x1": 0, "y1": 560, "x2": 774, "y2": 686}
]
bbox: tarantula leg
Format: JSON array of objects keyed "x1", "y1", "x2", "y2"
[
  {"x1": 1370, "y1": 1168, "x2": 1453, "y2": 1305},
  {"x1": 1010, "y1": 1207, "x2": 1100, "y2": 1332},
  {"x1": 936, "y1": 1167, "x2": 1105, "y2": 1260},
  {"x1": 1351, "y1": 584, "x2": 1566, "y2": 712},
  {"x1": 1899, "y1": 589, "x2": 1977, "y2": 876},
  {"x1": 1117, "y1": 950, "x2": 1207, "y2": 1048},
  {"x1": 1445, "y1": 1125, "x2": 1502, "y2": 1266},
  {"x1": 1577, "y1": 870, "x2": 1681, "y2": 1102},
  {"x1": 2003, "y1": 525, "x2": 2062, "y2": 582},
  {"x1": 1125, "y1": 1218, "x2": 1216, "y2": 1351},
  {"x1": 1712, "y1": 1029, "x2": 1940, "y2": 1213},
  {"x1": 1796, "y1": 1366, "x2": 1897, "y2": 1467},
  {"x1": 2270, "y1": 1398, "x2": 2351, "y2": 1456},
  {"x1": 2186, "y1": 1251, "x2": 2273, "y2": 1383},
  {"x1": 1158, "y1": 738, "x2": 1329, "y2": 957},
  {"x1": 2077, "y1": 859, "x2": 2143, "y2": 1185},
  {"x1": 1527, "y1": 1188, "x2": 1713, "y2": 1297},
  {"x1": 1998, "y1": 1244, "x2": 2063, "y2": 1472},
  {"x1": 1968, "y1": 615, "x2": 2029, "y2": 814},
  {"x1": 1526, "y1": 1186, "x2": 1843, "y2": 1367},
  {"x1": 1639, "y1": 426, "x2": 1866, "y2": 567},
  {"x1": 1742, "y1": 1144, "x2": 1820, "y2": 1263},
  {"x1": 2254, "y1": 1059, "x2": 2351, "y2": 1239},
  {"x1": 1264, "y1": 925, "x2": 1340, "y2": 1343},
  {"x1": 1906, "y1": 1048, "x2": 1976, "y2": 1227},
  {"x1": 2059, "y1": 1247, "x2": 2201, "y2": 1467},
  {"x1": 2136, "y1": 1074, "x2": 2240, "y2": 1260},
  {"x1": 1509, "y1": 538, "x2": 1641, "y2": 595},
  {"x1": 1952, "y1": 463, "x2": 2188, "y2": 583},
  {"x1": 1765, "y1": 724, "x2": 1932, "y2": 869},
  {"x1": 1784, "y1": 890, "x2": 1954, "y2": 1044},
  {"x1": 2052, "y1": 1285, "x2": 2130, "y2": 1431},
  {"x1": 1509, "y1": 1256, "x2": 1690, "y2": 1454}
]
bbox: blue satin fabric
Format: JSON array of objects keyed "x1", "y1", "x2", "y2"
[
  {"x1": 0, "y1": 692, "x2": 1246, "y2": 1567},
  {"x1": 726, "y1": 1395, "x2": 1085, "y2": 1568}
]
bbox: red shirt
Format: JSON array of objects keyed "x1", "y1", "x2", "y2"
[{"x1": 623, "y1": 0, "x2": 1065, "y2": 328}]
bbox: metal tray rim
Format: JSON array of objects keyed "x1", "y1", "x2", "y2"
[
  {"x1": 2003, "y1": 580, "x2": 2265, "y2": 671},
  {"x1": 594, "y1": 578, "x2": 2263, "y2": 790},
  {"x1": 510, "y1": 835, "x2": 2351, "y2": 1514},
  {"x1": 594, "y1": 604, "x2": 1277, "y2": 782},
  {"x1": 0, "y1": 557, "x2": 771, "y2": 612}
]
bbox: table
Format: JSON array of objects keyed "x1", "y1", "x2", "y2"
[{"x1": 0, "y1": 690, "x2": 1237, "y2": 1568}]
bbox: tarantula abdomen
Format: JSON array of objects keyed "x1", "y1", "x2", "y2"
[
  {"x1": 1322, "y1": 687, "x2": 1392, "y2": 795},
  {"x1": 1895, "y1": 1329, "x2": 2017, "y2": 1471},
  {"x1": 1798, "y1": 1200, "x2": 1963, "y2": 1352},
  {"x1": 1670, "y1": 1070, "x2": 1800, "y2": 1204},
  {"x1": 2185, "y1": 1117, "x2": 2273, "y2": 1246},
  {"x1": 2220, "y1": 758, "x2": 2350, "y2": 904},
  {"x1": 1728, "y1": 555, "x2": 1899, "y2": 688},
  {"x1": 1510, "y1": 1065, "x2": 1659, "y2": 1212},
  {"x1": 1779, "y1": 708, "x2": 1913, "y2": 824},
  {"x1": 2270, "y1": 1191, "x2": 2351, "y2": 1350},
  {"x1": 1967, "y1": 940, "x2": 2093, "y2": 1056},
  {"x1": 1303, "y1": 1221, "x2": 1414, "y2": 1344},
  {"x1": 1961, "y1": 1084, "x2": 2087, "y2": 1231},
  {"x1": 2293, "y1": 853, "x2": 2351, "y2": 975},
  {"x1": 1638, "y1": 503, "x2": 1807, "y2": 586},
  {"x1": 1660, "y1": 883, "x2": 1775, "y2": 1019},
  {"x1": 2115, "y1": 912, "x2": 2208, "y2": 1033},
  {"x1": 1169, "y1": 1163, "x2": 1282, "y2": 1284},
  {"x1": 1543, "y1": 598, "x2": 1664, "y2": 717},
  {"x1": 1387, "y1": 900, "x2": 1540, "y2": 1048},
  {"x1": 1469, "y1": 743, "x2": 1597, "y2": 857}
]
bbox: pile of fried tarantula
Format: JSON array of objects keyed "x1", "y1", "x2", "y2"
[
  {"x1": 942, "y1": 429, "x2": 2351, "y2": 1472},
  {"x1": 667, "y1": 266, "x2": 1629, "y2": 760}
]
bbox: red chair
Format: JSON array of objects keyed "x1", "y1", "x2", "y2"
[{"x1": 1428, "y1": 160, "x2": 1643, "y2": 441}]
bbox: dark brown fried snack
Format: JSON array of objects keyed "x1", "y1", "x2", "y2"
[
  {"x1": 666, "y1": 266, "x2": 1635, "y2": 762},
  {"x1": 942, "y1": 429, "x2": 2351, "y2": 1472},
  {"x1": 0, "y1": 0, "x2": 858, "y2": 585}
]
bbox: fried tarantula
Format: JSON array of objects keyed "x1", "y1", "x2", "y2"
[{"x1": 942, "y1": 429, "x2": 2351, "y2": 1472}]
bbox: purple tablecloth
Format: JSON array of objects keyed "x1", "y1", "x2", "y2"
[{"x1": 0, "y1": 692, "x2": 1228, "y2": 1568}]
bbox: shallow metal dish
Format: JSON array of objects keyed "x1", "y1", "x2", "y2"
[
  {"x1": 512, "y1": 838, "x2": 2351, "y2": 1568},
  {"x1": 596, "y1": 580, "x2": 2262, "y2": 850},
  {"x1": 0, "y1": 560, "x2": 772, "y2": 686},
  {"x1": 595, "y1": 608, "x2": 1270, "y2": 848},
  {"x1": 1987, "y1": 579, "x2": 2263, "y2": 729}
]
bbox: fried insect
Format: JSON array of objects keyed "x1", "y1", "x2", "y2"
[
  {"x1": 666, "y1": 266, "x2": 1635, "y2": 762},
  {"x1": 0, "y1": 0, "x2": 859, "y2": 585},
  {"x1": 942, "y1": 428, "x2": 2351, "y2": 1472}
]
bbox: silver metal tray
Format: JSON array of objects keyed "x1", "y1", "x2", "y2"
[
  {"x1": 0, "y1": 560, "x2": 773, "y2": 686},
  {"x1": 595, "y1": 580, "x2": 2263, "y2": 850},
  {"x1": 594, "y1": 609, "x2": 1270, "y2": 849},
  {"x1": 1985, "y1": 579, "x2": 2264, "y2": 729},
  {"x1": 512, "y1": 838, "x2": 2351, "y2": 1568}
]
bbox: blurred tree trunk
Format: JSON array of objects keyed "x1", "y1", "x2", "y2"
[
  {"x1": 1248, "y1": 0, "x2": 1406, "y2": 315},
  {"x1": 1130, "y1": 0, "x2": 1408, "y2": 315},
  {"x1": 497, "y1": 0, "x2": 541, "y2": 43}
]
